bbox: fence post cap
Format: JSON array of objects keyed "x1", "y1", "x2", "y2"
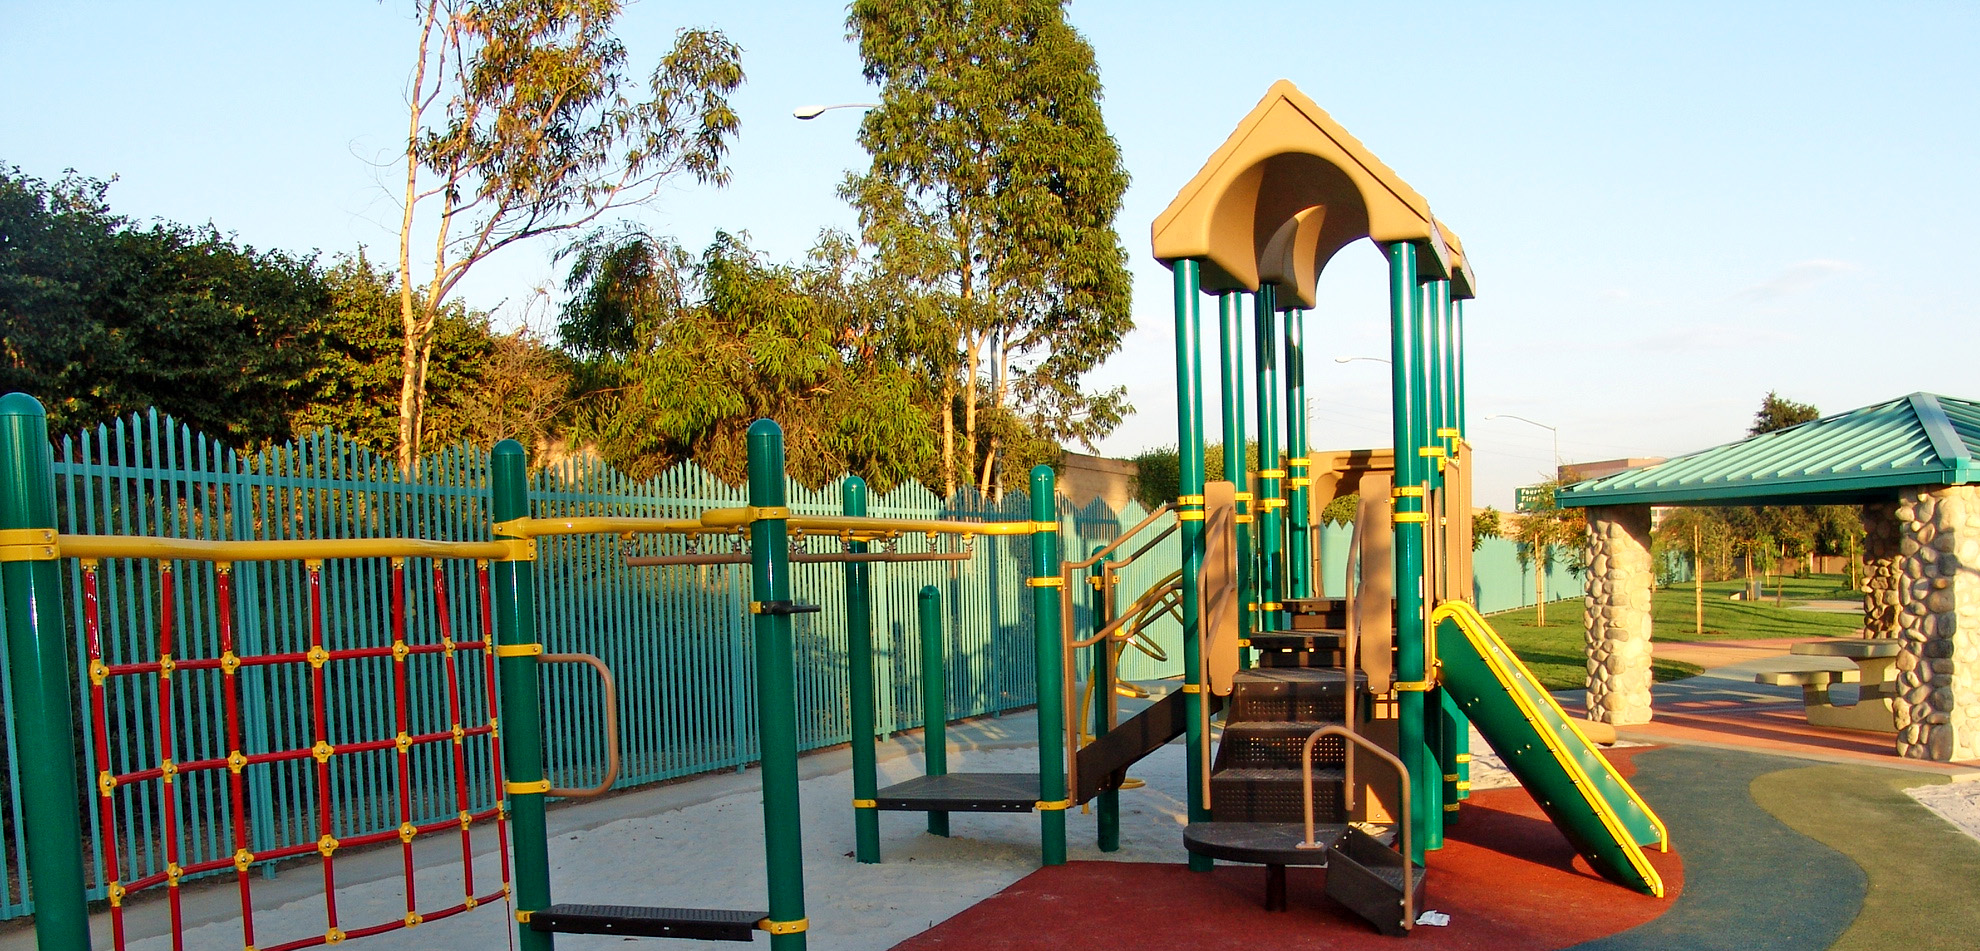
[{"x1": 0, "y1": 392, "x2": 46, "y2": 417}]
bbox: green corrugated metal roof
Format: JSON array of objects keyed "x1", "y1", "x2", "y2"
[{"x1": 1558, "y1": 393, "x2": 1980, "y2": 508}]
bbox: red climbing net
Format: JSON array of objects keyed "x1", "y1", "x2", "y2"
[{"x1": 82, "y1": 558, "x2": 512, "y2": 951}]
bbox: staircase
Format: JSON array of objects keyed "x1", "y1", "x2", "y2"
[{"x1": 1182, "y1": 598, "x2": 1424, "y2": 935}]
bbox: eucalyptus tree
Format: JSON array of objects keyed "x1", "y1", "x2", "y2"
[
  {"x1": 391, "y1": 0, "x2": 743, "y2": 468},
  {"x1": 843, "y1": 0, "x2": 1132, "y2": 495}
]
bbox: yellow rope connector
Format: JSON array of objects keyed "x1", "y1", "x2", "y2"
[
  {"x1": 1034, "y1": 800, "x2": 1071, "y2": 811},
  {"x1": 157, "y1": 654, "x2": 175, "y2": 680},
  {"x1": 465, "y1": 896, "x2": 479, "y2": 910},
  {"x1": 98, "y1": 771, "x2": 118, "y2": 797},
  {"x1": 489, "y1": 716, "x2": 501, "y2": 739},
  {"x1": 316, "y1": 834, "x2": 340, "y2": 857},
  {"x1": 89, "y1": 660, "x2": 109, "y2": 686},
  {"x1": 441, "y1": 637, "x2": 456, "y2": 656},
  {"x1": 759, "y1": 918, "x2": 809, "y2": 936},
  {"x1": 234, "y1": 848, "x2": 255, "y2": 873},
  {"x1": 851, "y1": 798, "x2": 877, "y2": 809},
  {"x1": 166, "y1": 863, "x2": 183, "y2": 887},
  {"x1": 1026, "y1": 576, "x2": 1065, "y2": 588},
  {"x1": 160, "y1": 760, "x2": 177, "y2": 784},
  {"x1": 311, "y1": 741, "x2": 336, "y2": 764},
  {"x1": 392, "y1": 640, "x2": 410, "y2": 662},
  {"x1": 220, "y1": 651, "x2": 241, "y2": 676},
  {"x1": 306, "y1": 646, "x2": 330, "y2": 669},
  {"x1": 227, "y1": 751, "x2": 248, "y2": 774},
  {"x1": 107, "y1": 883, "x2": 125, "y2": 908},
  {"x1": 452, "y1": 724, "x2": 466, "y2": 745},
  {"x1": 404, "y1": 912, "x2": 423, "y2": 928},
  {"x1": 396, "y1": 733, "x2": 414, "y2": 753},
  {"x1": 398, "y1": 822, "x2": 418, "y2": 844},
  {"x1": 325, "y1": 928, "x2": 345, "y2": 945},
  {"x1": 460, "y1": 810, "x2": 474, "y2": 830}
]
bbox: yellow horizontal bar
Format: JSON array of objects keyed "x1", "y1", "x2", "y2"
[
  {"x1": 765, "y1": 514, "x2": 1036, "y2": 537},
  {"x1": 494, "y1": 516, "x2": 714, "y2": 538},
  {"x1": 58, "y1": 535, "x2": 516, "y2": 564}
]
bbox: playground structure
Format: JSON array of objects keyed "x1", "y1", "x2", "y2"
[{"x1": 0, "y1": 81, "x2": 1684, "y2": 951}]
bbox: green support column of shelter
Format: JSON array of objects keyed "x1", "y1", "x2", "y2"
[
  {"x1": 919, "y1": 585, "x2": 950, "y2": 837},
  {"x1": 1173, "y1": 261, "x2": 1213, "y2": 872},
  {"x1": 745, "y1": 420, "x2": 810, "y2": 949},
  {"x1": 492, "y1": 440, "x2": 554, "y2": 951},
  {"x1": 1089, "y1": 549, "x2": 1120, "y2": 851},
  {"x1": 1217, "y1": 291, "x2": 1254, "y2": 668},
  {"x1": 1435, "y1": 282, "x2": 1472, "y2": 808},
  {"x1": 1386, "y1": 243, "x2": 1433, "y2": 863},
  {"x1": 1284, "y1": 306, "x2": 1313, "y2": 599},
  {"x1": 1253, "y1": 284, "x2": 1285, "y2": 632},
  {"x1": 0, "y1": 395, "x2": 92, "y2": 951},
  {"x1": 1029, "y1": 465, "x2": 1069, "y2": 865},
  {"x1": 844, "y1": 478, "x2": 882, "y2": 862},
  {"x1": 1423, "y1": 279, "x2": 1460, "y2": 833}
]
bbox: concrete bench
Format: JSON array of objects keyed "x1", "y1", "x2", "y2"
[{"x1": 1754, "y1": 668, "x2": 1858, "y2": 708}]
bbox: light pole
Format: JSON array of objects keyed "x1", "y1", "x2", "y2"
[
  {"x1": 1484, "y1": 413, "x2": 1560, "y2": 469},
  {"x1": 792, "y1": 102, "x2": 879, "y2": 120}
]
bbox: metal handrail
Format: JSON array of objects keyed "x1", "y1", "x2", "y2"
[
  {"x1": 1342, "y1": 513, "x2": 1363, "y2": 809},
  {"x1": 1295, "y1": 725, "x2": 1414, "y2": 931},
  {"x1": 1067, "y1": 576, "x2": 1180, "y2": 649},
  {"x1": 622, "y1": 549, "x2": 972, "y2": 567},
  {"x1": 51, "y1": 533, "x2": 515, "y2": 564},
  {"x1": 1063, "y1": 504, "x2": 1175, "y2": 572},
  {"x1": 541, "y1": 653, "x2": 621, "y2": 798}
]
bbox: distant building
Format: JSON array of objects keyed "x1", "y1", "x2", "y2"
[{"x1": 1058, "y1": 452, "x2": 1139, "y2": 513}]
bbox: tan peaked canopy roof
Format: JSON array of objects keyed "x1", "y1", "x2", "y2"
[{"x1": 1151, "y1": 80, "x2": 1476, "y2": 307}]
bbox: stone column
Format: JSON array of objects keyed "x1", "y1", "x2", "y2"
[
  {"x1": 1584, "y1": 505, "x2": 1655, "y2": 725},
  {"x1": 1862, "y1": 501, "x2": 1902, "y2": 638},
  {"x1": 1894, "y1": 486, "x2": 1980, "y2": 761}
]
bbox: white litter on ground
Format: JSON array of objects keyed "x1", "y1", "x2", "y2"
[{"x1": 1905, "y1": 779, "x2": 1980, "y2": 844}]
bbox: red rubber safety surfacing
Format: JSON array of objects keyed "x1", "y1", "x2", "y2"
[{"x1": 893, "y1": 748, "x2": 1682, "y2": 951}]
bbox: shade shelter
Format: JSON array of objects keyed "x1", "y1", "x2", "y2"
[{"x1": 1558, "y1": 393, "x2": 1980, "y2": 762}]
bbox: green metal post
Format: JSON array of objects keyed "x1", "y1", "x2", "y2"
[
  {"x1": 1088, "y1": 549, "x2": 1119, "y2": 851},
  {"x1": 1386, "y1": 244, "x2": 1432, "y2": 863},
  {"x1": 1448, "y1": 294, "x2": 1472, "y2": 798},
  {"x1": 746, "y1": 420, "x2": 809, "y2": 949},
  {"x1": 1217, "y1": 292, "x2": 1254, "y2": 669},
  {"x1": 1284, "y1": 305, "x2": 1312, "y2": 599},
  {"x1": 491, "y1": 439, "x2": 553, "y2": 951},
  {"x1": 1415, "y1": 276, "x2": 1444, "y2": 852},
  {"x1": 917, "y1": 585, "x2": 949, "y2": 837},
  {"x1": 1455, "y1": 299, "x2": 1468, "y2": 440},
  {"x1": 0, "y1": 394, "x2": 92, "y2": 951},
  {"x1": 1253, "y1": 283, "x2": 1284, "y2": 632},
  {"x1": 1423, "y1": 280, "x2": 1457, "y2": 834},
  {"x1": 844, "y1": 477, "x2": 881, "y2": 861},
  {"x1": 1173, "y1": 261, "x2": 1213, "y2": 872},
  {"x1": 1029, "y1": 465, "x2": 1068, "y2": 865}
]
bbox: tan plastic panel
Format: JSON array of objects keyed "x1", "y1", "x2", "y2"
[
  {"x1": 1355, "y1": 470, "x2": 1396, "y2": 694},
  {"x1": 1151, "y1": 80, "x2": 1448, "y2": 299},
  {"x1": 1201, "y1": 481, "x2": 1241, "y2": 697}
]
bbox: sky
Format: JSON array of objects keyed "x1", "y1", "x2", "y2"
[{"x1": 3, "y1": 1, "x2": 1975, "y2": 508}]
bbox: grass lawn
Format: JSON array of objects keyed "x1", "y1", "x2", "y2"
[{"x1": 1479, "y1": 573, "x2": 1865, "y2": 692}]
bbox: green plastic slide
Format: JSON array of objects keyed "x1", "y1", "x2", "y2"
[{"x1": 1432, "y1": 602, "x2": 1668, "y2": 896}]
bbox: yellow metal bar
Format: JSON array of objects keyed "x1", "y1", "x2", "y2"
[
  {"x1": 56, "y1": 535, "x2": 516, "y2": 564},
  {"x1": 493, "y1": 516, "x2": 712, "y2": 538}
]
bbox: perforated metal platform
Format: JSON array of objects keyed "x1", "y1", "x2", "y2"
[
  {"x1": 528, "y1": 903, "x2": 766, "y2": 941},
  {"x1": 874, "y1": 772, "x2": 1041, "y2": 812}
]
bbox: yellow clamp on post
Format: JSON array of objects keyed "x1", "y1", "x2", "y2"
[
  {"x1": 1258, "y1": 498, "x2": 1286, "y2": 510},
  {"x1": 1232, "y1": 492, "x2": 1254, "y2": 502},
  {"x1": 1237, "y1": 638, "x2": 1251, "y2": 648},
  {"x1": 1261, "y1": 602, "x2": 1283, "y2": 611},
  {"x1": 1178, "y1": 510, "x2": 1205, "y2": 521},
  {"x1": 233, "y1": 848, "x2": 255, "y2": 873},
  {"x1": 759, "y1": 918, "x2": 809, "y2": 936},
  {"x1": 1180, "y1": 683, "x2": 1201, "y2": 693},
  {"x1": 508, "y1": 779, "x2": 551, "y2": 795},
  {"x1": 1444, "y1": 773, "x2": 1461, "y2": 782},
  {"x1": 1390, "y1": 680, "x2": 1435, "y2": 692},
  {"x1": 1437, "y1": 427, "x2": 1461, "y2": 438},
  {"x1": 1289, "y1": 456, "x2": 1310, "y2": 467},
  {"x1": 1391, "y1": 486, "x2": 1425, "y2": 497},
  {"x1": 1444, "y1": 803, "x2": 1461, "y2": 812},
  {"x1": 1035, "y1": 799, "x2": 1072, "y2": 811},
  {"x1": 310, "y1": 742, "x2": 335, "y2": 764},
  {"x1": 852, "y1": 798, "x2": 877, "y2": 809},
  {"x1": 1026, "y1": 576, "x2": 1065, "y2": 588},
  {"x1": 1176, "y1": 494, "x2": 1205, "y2": 506},
  {"x1": 1455, "y1": 753, "x2": 1473, "y2": 764},
  {"x1": 1418, "y1": 446, "x2": 1446, "y2": 458},
  {"x1": 1289, "y1": 477, "x2": 1312, "y2": 488},
  {"x1": 1031, "y1": 520, "x2": 1058, "y2": 533},
  {"x1": 1456, "y1": 780, "x2": 1473, "y2": 791},
  {"x1": 747, "y1": 506, "x2": 792, "y2": 521},
  {"x1": 316, "y1": 834, "x2": 340, "y2": 857},
  {"x1": 494, "y1": 643, "x2": 543, "y2": 658},
  {"x1": 515, "y1": 910, "x2": 534, "y2": 925},
  {"x1": 1234, "y1": 514, "x2": 1253, "y2": 524},
  {"x1": 0, "y1": 528, "x2": 58, "y2": 562},
  {"x1": 1258, "y1": 468, "x2": 1286, "y2": 479},
  {"x1": 1393, "y1": 512, "x2": 1428, "y2": 524}
]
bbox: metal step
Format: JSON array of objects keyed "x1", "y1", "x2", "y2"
[
  {"x1": 528, "y1": 904, "x2": 766, "y2": 941},
  {"x1": 1215, "y1": 721, "x2": 1347, "y2": 771},
  {"x1": 1210, "y1": 766, "x2": 1346, "y2": 823},
  {"x1": 1325, "y1": 826, "x2": 1427, "y2": 937},
  {"x1": 1228, "y1": 668, "x2": 1360, "y2": 724},
  {"x1": 874, "y1": 772, "x2": 1040, "y2": 812},
  {"x1": 1182, "y1": 820, "x2": 1345, "y2": 865}
]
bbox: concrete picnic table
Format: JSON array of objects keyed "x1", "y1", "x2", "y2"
[{"x1": 1753, "y1": 638, "x2": 1900, "y2": 733}]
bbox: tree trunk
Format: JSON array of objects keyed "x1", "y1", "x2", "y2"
[
  {"x1": 940, "y1": 379, "x2": 955, "y2": 496},
  {"x1": 1535, "y1": 547, "x2": 1546, "y2": 626},
  {"x1": 963, "y1": 332, "x2": 980, "y2": 492}
]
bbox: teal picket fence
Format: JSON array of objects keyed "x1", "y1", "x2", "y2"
[{"x1": 0, "y1": 411, "x2": 1179, "y2": 920}]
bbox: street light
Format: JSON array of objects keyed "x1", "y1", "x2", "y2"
[
  {"x1": 1484, "y1": 413, "x2": 1560, "y2": 468},
  {"x1": 792, "y1": 102, "x2": 879, "y2": 120}
]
